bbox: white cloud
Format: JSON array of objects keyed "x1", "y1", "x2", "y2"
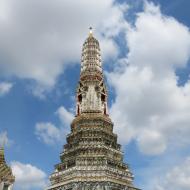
[
  {"x1": 144, "y1": 156, "x2": 190, "y2": 190},
  {"x1": 137, "y1": 129, "x2": 167, "y2": 155},
  {"x1": 0, "y1": 82, "x2": 13, "y2": 96},
  {"x1": 162, "y1": 157, "x2": 190, "y2": 190},
  {"x1": 0, "y1": 131, "x2": 13, "y2": 147},
  {"x1": 56, "y1": 106, "x2": 74, "y2": 126},
  {"x1": 135, "y1": 152, "x2": 190, "y2": 190},
  {"x1": 0, "y1": 0, "x2": 127, "y2": 95},
  {"x1": 35, "y1": 106, "x2": 74, "y2": 145},
  {"x1": 35, "y1": 122, "x2": 61, "y2": 145},
  {"x1": 127, "y1": 1, "x2": 190, "y2": 74},
  {"x1": 11, "y1": 161, "x2": 47, "y2": 190},
  {"x1": 108, "y1": 2, "x2": 190, "y2": 155}
]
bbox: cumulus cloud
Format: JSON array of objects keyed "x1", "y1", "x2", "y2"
[
  {"x1": 56, "y1": 106, "x2": 74, "y2": 126},
  {"x1": 145, "y1": 156, "x2": 190, "y2": 190},
  {"x1": 35, "y1": 106, "x2": 74, "y2": 145},
  {"x1": 11, "y1": 161, "x2": 47, "y2": 190},
  {"x1": 162, "y1": 157, "x2": 190, "y2": 190},
  {"x1": 0, "y1": 82, "x2": 13, "y2": 96},
  {"x1": 35, "y1": 122, "x2": 62, "y2": 145},
  {"x1": 127, "y1": 1, "x2": 190, "y2": 74},
  {"x1": 108, "y1": 2, "x2": 190, "y2": 155},
  {"x1": 0, "y1": 0, "x2": 127, "y2": 95}
]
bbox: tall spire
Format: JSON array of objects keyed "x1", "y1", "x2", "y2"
[
  {"x1": 76, "y1": 29, "x2": 107, "y2": 115},
  {"x1": 81, "y1": 27, "x2": 102, "y2": 74}
]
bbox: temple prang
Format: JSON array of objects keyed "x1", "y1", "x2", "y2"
[{"x1": 47, "y1": 29, "x2": 140, "y2": 190}]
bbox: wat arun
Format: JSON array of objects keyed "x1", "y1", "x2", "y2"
[{"x1": 47, "y1": 29, "x2": 139, "y2": 190}]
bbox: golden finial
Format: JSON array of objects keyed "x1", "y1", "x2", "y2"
[{"x1": 89, "y1": 27, "x2": 93, "y2": 37}]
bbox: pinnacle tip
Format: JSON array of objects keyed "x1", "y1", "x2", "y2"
[{"x1": 89, "y1": 27, "x2": 93, "y2": 36}]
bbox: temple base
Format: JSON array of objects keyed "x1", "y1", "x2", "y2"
[{"x1": 47, "y1": 181, "x2": 140, "y2": 190}]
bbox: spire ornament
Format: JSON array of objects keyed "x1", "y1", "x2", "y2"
[{"x1": 89, "y1": 26, "x2": 93, "y2": 37}]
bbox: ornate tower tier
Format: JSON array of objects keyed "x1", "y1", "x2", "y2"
[
  {"x1": 0, "y1": 147, "x2": 15, "y2": 190},
  {"x1": 77, "y1": 29, "x2": 107, "y2": 115},
  {"x1": 47, "y1": 29, "x2": 139, "y2": 190}
]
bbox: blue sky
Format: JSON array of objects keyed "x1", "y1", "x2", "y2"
[{"x1": 0, "y1": 0, "x2": 190, "y2": 190}]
